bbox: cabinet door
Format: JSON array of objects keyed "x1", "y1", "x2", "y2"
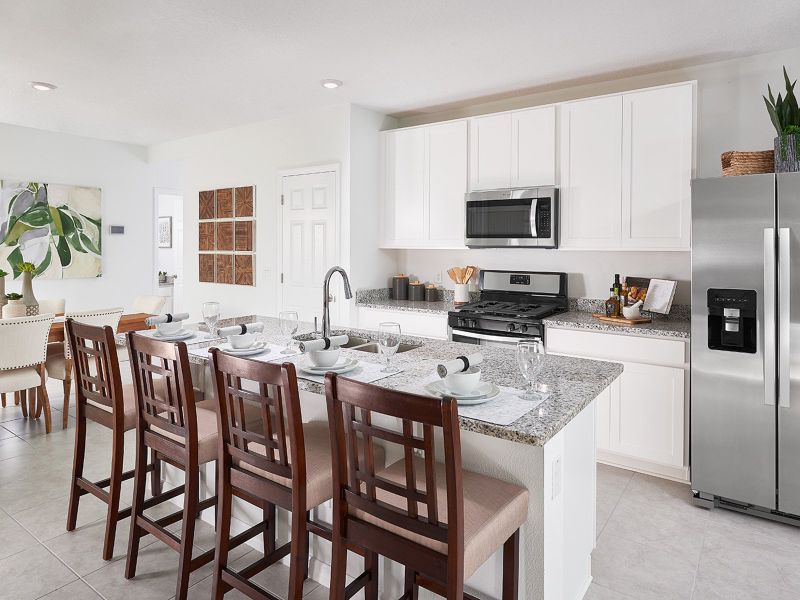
[
  {"x1": 559, "y1": 96, "x2": 623, "y2": 248},
  {"x1": 621, "y1": 84, "x2": 693, "y2": 249},
  {"x1": 512, "y1": 106, "x2": 556, "y2": 187},
  {"x1": 384, "y1": 128, "x2": 426, "y2": 244},
  {"x1": 427, "y1": 121, "x2": 468, "y2": 246},
  {"x1": 609, "y1": 362, "x2": 685, "y2": 468},
  {"x1": 469, "y1": 113, "x2": 512, "y2": 190}
]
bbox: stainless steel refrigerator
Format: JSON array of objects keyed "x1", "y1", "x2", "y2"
[{"x1": 692, "y1": 172, "x2": 800, "y2": 520}]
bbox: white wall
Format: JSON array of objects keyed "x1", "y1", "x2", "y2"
[
  {"x1": 394, "y1": 46, "x2": 800, "y2": 303},
  {"x1": 0, "y1": 122, "x2": 158, "y2": 310},
  {"x1": 148, "y1": 104, "x2": 351, "y2": 321}
]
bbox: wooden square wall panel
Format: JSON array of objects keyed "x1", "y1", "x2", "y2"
[
  {"x1": 199, "y1": 222, "x2": 215, "y2": 251},
  {"x1": 235, "y1": 254, "x2": 254, "y2": 286},
  {"x1": 215, "y1": 254, "x2": 233, "y2": 284},
  {"x1": 235, "y1": 221, "x2": 254, "y2": 251},
  {"x1": 235, "y1": 186, "x2": 254, "y2": 217},
  {"x1": 199, "y1": 254, "x2": 215, "y2": 282},
  {"x1": 199, "y1": 190, "x2": 215, "y2": 220},
  {"x1": 216, "y1": 188, "x2": 233, "y2": 218},
  {"x1": 216, "y1": 221, "x2": 234, "y2": 251}
]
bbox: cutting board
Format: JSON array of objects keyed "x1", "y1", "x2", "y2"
[{"x1": 592, "y1": 313, "x2": 652, "y2": 326}]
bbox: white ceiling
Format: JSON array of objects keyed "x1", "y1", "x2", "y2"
[{"x1": 1, "y1": 1, "x2": 798, "y2": 145}]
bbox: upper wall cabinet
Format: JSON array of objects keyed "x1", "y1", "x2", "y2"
[
  {"x1": 559, "y1": 82, "x2": 695, "y2": 250},
  {"x1": 469, "y1": 106, "x2": 556, "y2": 191},
  {"x1": 381, "y1": 120, "x2": 468, "y2": 248}
]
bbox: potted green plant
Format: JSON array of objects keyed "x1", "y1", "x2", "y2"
[
  {"x1": 0, "y1": 269, "x2": 7, "y2": 311},
  {"x1": 18, "y1": 261, "x2": 39, "y2": 315},
  {"x1": 2, "y1": 292, "x2": 26, "y2": 319},
  {"x1": 159, "y1": 270, "x2": 167, "y2": 284},
  {"x1": 764, "y1": 67, "x2": 800, "y2": 172}
]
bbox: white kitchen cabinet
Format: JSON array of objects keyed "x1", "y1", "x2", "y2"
[
  {"x1": 621, "y1": 84, "x2": 693, "y2": 249},
  {"x1": 357, "y1": 307, "x2": 449, "y2": 340},
  {"x1": 559, "y1": 82, "x2": 695, "y2": 250},
  {"x1": 559, "y1": 95, "x2": 624, "y2": 248},
  {"x1": 469, "y1": 106, "x2": 556, "y2": 191},
  {"x1": 381, "y1": 120, "x2": 467, "y2": 249},
  {"x1": 546, "y1": 326, "x2": 689, "y2": 481}
]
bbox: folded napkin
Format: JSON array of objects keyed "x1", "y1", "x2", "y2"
[
  {"x1": 145, "y1": 312, "x2": 190, "y2": 326},
  {"x1": 217, "y1": 321, "x2": 265, "y2": 337},
  {"x1": 437, "y1": 353, "x2": 484, "y2": 378},
  {"x1": 298, "y1": 335, "x2": 349, "y2": 353}
]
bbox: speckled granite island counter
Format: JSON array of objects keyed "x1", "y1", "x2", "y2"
[{"x1": 181, "y1": 315, "x2": 622, "y2": 600}]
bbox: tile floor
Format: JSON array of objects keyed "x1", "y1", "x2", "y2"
[{"x1": 3, "y1": 381, "x2": 800, "y2": 599}]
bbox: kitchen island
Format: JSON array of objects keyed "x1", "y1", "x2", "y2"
[{"x1": 181, "y1": 316, "x2": 623, "y2": 599}]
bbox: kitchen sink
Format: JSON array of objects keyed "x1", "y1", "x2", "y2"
[{"x1": 295, "y1": 334, "x2": 420, "y2": 354}]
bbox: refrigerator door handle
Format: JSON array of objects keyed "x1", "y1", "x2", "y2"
[
  {"x1": 779, "y1": 227, "x2": 791, "y2": 408},
  {"x1": 765, "y1": 228, "x2": 777, "y2": 406}
]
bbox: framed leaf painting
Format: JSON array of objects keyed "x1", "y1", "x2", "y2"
[{"x1": 0, "y1": 181, "x2": 102, "y2": 279}]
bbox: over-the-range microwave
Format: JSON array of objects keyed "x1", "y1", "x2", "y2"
[{"x1": 464, "y1": 186, "x2": 558, "y2": 248}]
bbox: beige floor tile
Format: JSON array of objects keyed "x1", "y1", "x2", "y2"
[
  {"x1": 0, "y1": 508, "x2": 39, "y2": 560},
  {"x1": 0, "y1": 544, "x2": 77, "y2": 600},
  {"x1": 585, "y1": 582, "x2": 637, "y2": 599},
  {"x1": 0, "y1": 425, "x2": 16, "y2": 440},
  {"x1": 39, "y1": 579, "x2": 104, "y2": 599},
  {"x1": 13, "y1": 492, "x2": 123, "y2": 542},
  {"x1": 0, "y1": 435, "x2": 34, "y2": 460}
]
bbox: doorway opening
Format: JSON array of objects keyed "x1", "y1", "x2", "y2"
[{"x1": 155, "y1": 190, "x2": 183, "y2": 312}]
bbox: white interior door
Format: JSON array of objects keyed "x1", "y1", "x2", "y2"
[{"x1": 281, "y1": 170, "x2": 337, "y2": 324}]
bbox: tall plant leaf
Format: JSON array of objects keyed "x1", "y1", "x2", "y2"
[
  {"x1": 7, "y1": 247, "x2": 23, "y2": 278},
  {"x1": 36, "y1": 245, "x2": 52, "y2": 276},
  {"x1": 56, "y1": 236, "x2": 72, "y2": 267},
  {"x1": 18, "y1": 204, "x2": 51, "y2": 228}
]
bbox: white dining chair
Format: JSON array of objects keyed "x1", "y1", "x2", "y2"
[
  {"x1": 0, "y1": 313, "x2": 56, "y2": 432},
  {"x1": 132, "y1": 295, "x2": 166, "y2": 314},
  {"x1": 38, "y1": 298, "x2": 66, "y2": 315},
  {"x1": 46, "y1": 308, "x2": 124, "y2": 429}
]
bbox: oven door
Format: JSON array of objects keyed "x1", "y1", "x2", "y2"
[
  {"x1": 449, "y1": 328, "x2": 542, "y2": 348},
  {"x1": 465, "y1": 190, "x2": 557, "y2": 248}
]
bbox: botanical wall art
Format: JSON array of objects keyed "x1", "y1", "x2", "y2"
[
  {"x1": 198, "y1": 185, "x2": 255, "y2": 286},
  {"x1": 0, "y1": 180, "x2": 102, "y2": 279}
]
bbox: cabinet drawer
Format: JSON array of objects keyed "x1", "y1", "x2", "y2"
[
  {"x1": 546, "y1": 327, "x2": 686, "y2": 368},
  {"x1": 357, "y1": 308, "x2": 448, "y2": 340}
]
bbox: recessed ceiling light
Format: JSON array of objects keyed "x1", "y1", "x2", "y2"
[
  {"x1": 321, "y1": 79, "x2": 342, "y2": 89},
  {"x1": 31, "y1": 81, "x2": 57, "y2": 91}
]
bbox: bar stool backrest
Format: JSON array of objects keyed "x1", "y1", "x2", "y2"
[
  {"x1": 127, "y1": 332, "x2": 197, "y2": 457},
  {"x1": 325, "y1": 373, "x2": 465, "y2": 570},
  {"x1": 66, "y1": 319, "x2": 124, "y2": 428},
  {"x1": 209, "y1": 349, "x2": 305, "y2": 492}
]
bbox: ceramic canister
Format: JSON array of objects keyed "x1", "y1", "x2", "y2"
[
  {"x1": 409, "y1": 282, "x2": 425, "y2": 301},
  {"x1": 392, "y1": 274, "x2": 409, "y2": 300}
]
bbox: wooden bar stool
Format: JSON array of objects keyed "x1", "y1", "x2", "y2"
[
  {"x1": 325, "y1": 373, "x2": 529, "y2": 600},
  {"x1": 65, "y1": 319, "x2": 163, "y2": 560},
  {"x1": 125, "y1": 333, "x2": 235, "y2": 600},
  {"x1": 209, "y1": 348, "x2": 383, "y2": 600}
]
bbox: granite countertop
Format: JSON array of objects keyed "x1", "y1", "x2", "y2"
[
  {"x1": 187, "y1": 315, "x2": 623, "y2": 446},
  {"x1": 543, "y1": 311, "x2": 691, "y2": 340},
  {"x1": 356, "y1": 297, "x2": 455, "y2": 314}
]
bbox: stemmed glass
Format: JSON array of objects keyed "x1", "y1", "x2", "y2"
[
  {"x1": 201, "y1": 301, "x2": 220, "y2": 337},
  {"x1": 279, "y1": 311, "x2": 299, "y2": 354},
  {"x1": 378, "y1": 322, "x2": 401, "y2": 374},
  {"x1": 516, "y1": 339, "x2": 547, "y2": 400}
]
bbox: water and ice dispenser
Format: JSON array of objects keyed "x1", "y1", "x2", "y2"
[{"x1": 707, "y1": 289, "x2": 757, "y2": 353}]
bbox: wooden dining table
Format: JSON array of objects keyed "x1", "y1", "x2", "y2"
[{"x1": 48, "y1": 312, "x2": 155, "y2": 343}]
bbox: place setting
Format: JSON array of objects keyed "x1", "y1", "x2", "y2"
[{"x1": 141, "y1": 311, "x2": 211, "y2": 342}]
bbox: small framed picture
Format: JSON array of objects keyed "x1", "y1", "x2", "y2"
[
  {"x1": 158, "y1": 216, "x2": 172, "y2": 248},
  {"x1": 643, "y1": 278, "x2": 678, "y2": 314}
]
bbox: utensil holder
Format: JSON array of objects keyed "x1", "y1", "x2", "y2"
[{"x1": 454, "y1": 283, "x2": 470, "y2": 305}]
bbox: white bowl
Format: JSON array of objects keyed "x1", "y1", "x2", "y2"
[
  {"x1": 156, "y1": 322, "x2": 182, "y2": 335},
  {"x1": 228, "y1": 333, "x2": 256, "y2": 349},
  {"x1": 443, "y1": 366, "x2": 482, "y2": 395},
  {"x1": 622, "y1": 305, "x2": 642, "y2": 320},
  {"x1": 308, "y1": 348, "x2": 341, "y2": 368}
]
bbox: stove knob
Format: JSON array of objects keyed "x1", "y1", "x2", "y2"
[
  {"x1": 467, "y1": 319, "x2": 477, "y2": 329},
  {"x1": 520, "y1": 324, "x2": 529, "y2": 333},
  {"x1": 507, "y1": 323, "x2": 517, "y2": 332},
  {"x1": 457, "y1": 318, "x2": 466, "y2": 328}
]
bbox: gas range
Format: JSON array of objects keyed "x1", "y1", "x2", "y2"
[{"x1": 448, "y1": 270, "x2": 568, "y2": 347}]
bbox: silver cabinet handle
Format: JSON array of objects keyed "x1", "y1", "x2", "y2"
[
  {"x1": 779, "y1": 227, "x2": 791, "y2": 408},
  {"x1": 765, "y1": 228, "x2": 777, "y2": 406}
]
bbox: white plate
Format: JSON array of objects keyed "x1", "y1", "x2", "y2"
[
  {"x1": 298, "y1": 357, "x2": 359, "y2": 375},
  {"x1": 424, "y1": 380, "x2": 500, "y2": 405},
  {"x1": 220, "y1": 342, "x2": 267, "y2": 356},
  {"x1": 149, "y1": 329, "x2": 195, "y2": 341}
]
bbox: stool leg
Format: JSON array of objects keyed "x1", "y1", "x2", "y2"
[
  {"x1": 175, "y1": 466, "x2": 199, "y2": 600},
  {"x1": 329, "y1": 533, "x2": 347, "y2": 600},
  {"x1": 125, "y1": 429, "x2": 148, "y2": 580},
  {"x1": 149, "y1": 449, "x2": 162, "y2": 496},
  {"x1": 364, "y1": 551, "x2": 379, "y2": 600},
  {"x1": 1, "y1": 393, "x2": 5, "y2": 408},
  {"x1": 404, "y1": 568, "x2": 418, "y2": 600},
  {"x1": 102, "y1": 424, "x2": 124, "y2": 560},
  {"x1": 14, "y1": 391, "x2": 20, "y2": 406},
  {"x1": 66, "y1": 398, "x2": 87, "y2": 532},
  {"x1": 288, "y1": 508, "x2": 308, "y2": 600},
  {"x1": 264, "y1": 502, "x2": 276, "y2": 556},
  {"x1": 502, "y1": 529, "x2": 520, "y2": 600},
  {"x1": 19, "y1": 390, "x2": 27, "y2": 418},
  {"x1": 212, "y1": 460, "x2": 232, "y2": 600},
  {"x1": 38, "y1": 368, "x2": 52, "y2": 433}
]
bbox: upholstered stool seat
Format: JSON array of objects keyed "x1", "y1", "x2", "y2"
[{"x1": 152, "y1": 405, "x2": 220, "y2": 465}]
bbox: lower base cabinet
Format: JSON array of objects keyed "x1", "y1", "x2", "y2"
[{"x1": 546, "y1": 327, "x2": 689, "y2": 482}]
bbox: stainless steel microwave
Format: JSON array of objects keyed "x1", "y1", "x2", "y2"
[{"x1": 465, "y1": 187, "x2": 558, "y2": 248}]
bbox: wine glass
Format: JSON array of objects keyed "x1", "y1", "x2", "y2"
[
  {"x1": 201, "y1": 301, "x2": 220, "y2": 337},
  {"x1": 378, "y1": 322, "x2": 401, "y2": 373},
  {"x1": 279, "y1": 311, "x2": 299, "y2": 354},
  {"x1": 517, "y1": 339, "x2": 547, "y2": 400}
]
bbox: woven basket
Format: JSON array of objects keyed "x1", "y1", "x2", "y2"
[{"x1": 721, "y1": 150, "x2": 775, "y2": 176}]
